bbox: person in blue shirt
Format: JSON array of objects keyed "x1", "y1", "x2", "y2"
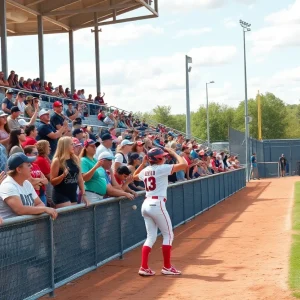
[{"x1": 250, "y1": 153, "x2": 260, "y2": 180}]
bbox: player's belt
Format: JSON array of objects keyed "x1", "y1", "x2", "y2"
[{"x1": 147, "y1": 196, "x2": 167, "y2": 202}]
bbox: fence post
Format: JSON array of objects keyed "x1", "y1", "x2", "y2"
[
  {"x1": 193, "y1": 181, "x2": 196, "y2": 219},
  {"x1": 49, "y1": 217, "x2": 55, "y2": 298},
  {"x1": 119, "y1": 201, "x2": 124, "y2": 259},
  {"x1": 93, "y1": 206, "x2": 98, "y2": 266},
  {"x1": 182, "y1": 184, "x2": 186, "y2": 224}
]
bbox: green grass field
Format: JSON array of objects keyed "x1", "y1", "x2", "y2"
[{"x1": 289, "y1": 182, "x2": 300, "y2": 297}]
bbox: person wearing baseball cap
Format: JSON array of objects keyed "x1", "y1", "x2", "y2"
[
  {"x1": 72, "y1": 137, "x2": 83, "y2": 156},
  {"x1": 73, "y1": 128, "x2": 84, "y2": 144},
  {"x1": 6, "y1": 106, "x2": 21, "y2": 130},
  {"x1": 0, "y1": 153, "x2": 57, "y2": 220},
  {"x1": 2, "y1": 89, "x2": 14, "y2": 115},
  {"x1": 94, "y1": 133, "x2": 114, "y2": 160},
  {"x1": 36, "y1": 109, "x2": 67, "y2": 159},
  {"x1": 50, "y1": 101, "x2": 67, "y2": 132}
]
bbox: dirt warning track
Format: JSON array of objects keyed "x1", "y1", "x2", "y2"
[{"x1": 52, "y1": 177, "x2": 298, "y2": 300}]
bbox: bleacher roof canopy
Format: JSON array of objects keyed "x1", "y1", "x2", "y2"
[{"x1": 5, "y1": 0, "x2": 158, "y2": 36}]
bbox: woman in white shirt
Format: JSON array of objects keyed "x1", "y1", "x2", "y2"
[{"x1": 113, "y1": 139, "x2": 134, "y2": 172}]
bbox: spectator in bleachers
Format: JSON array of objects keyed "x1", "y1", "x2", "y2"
[
  {"x1": 104, "y1": 112, "x2": 115, "y2": 127},
  {"x1": 95, "y1": 133, "x2": 113, "y2": 159},
  {"x1": 114, "y1": 140, "x2": 134, "y2": 172},
  {"x1": 127, "y1": 153, "x2": 145, "y2": 191},
  {"x1": 87, "y1": 94, "x2": 93, "y2": 102},
  {"x1": 18, "y1": 77, "x2": 25, "y2": 89},
  {"x1": 50, "y1": 136, "x2": 89, "y2": 208},
  {"x1": 7, "y1": 129, "x2": 26, "y2": 156},
  {"x1": 65, "y1": 88, "x2": 72, "y2": 98},
  {"x1": 0, "y1": 153, "x2": 57, "y2": 220},
  {"x1": 8, "y1": 72, "x2": 19, "y2": 89},
  {"x1": 65, "y1": 102, "x2": 79, "y2": 121},
  {"x1": 50, "y1": 101, "x2": 64, "y2": 130},
  {"x1": 0, "y1": 71, "x2": 9, "y2": 91},
  {"x1": 24, "y1": 78, "x2": 33, "y2": 91},
  {"x1": 80, "y1": 139, "x2": 107, "y2": 202},
  {"x1": 36, "y1": 109, "x2": 68, "y2": 159},
  {"x1": 72, "y1": 137, "x2": 83, "y2": 156},
  {"x1": 210, "y1": 155, "x2": 219, "y2": 174},
  {"x1": 45, "y1": 82, "x2": 54, "y2": 94},
  {"x1": 14, "y1": 92, "x2": 26, "y2": 114},
  {"x1": 97, "y1": 109, "x2": 106, "y2": 122},
  {"x1": 131, "y1": 141, "x2": 146, "y2": 158},
  {"x1": 94, "y1": 92, "x2": 106, "y2": 105},
  {"x1": 0, "y1": 110, "x2": 10, "y2": 146},
  {"x1": 24, "y1": 96, "x2": 38, "y2": 119},
  {"x1": 7, "y1": 106, "x2": 22, "y2": 130},
  {"x1": 114, "y1": 166, "x2": 137, "y2": 197},
  {"x1": 58, "y1": 85, "x2": 67, "y2": 98},
  {"x1": 80, "y1": 89, "x2": 86, "y2": 100},
  {"x1": 72, "y1": 128, "x2": 84, "y2": 145},
  {"x1": 32, "y1": 78, "x2": 42, "y2": 92},
  {"x1": 35, "y1": 140, "x2": 51, "y2": 182},
  {"x1": 24, "y1": 145, "x2": 48, "y2": 205},
  {"x1": 72, "y1": 89, "x2": 79, "y2": 100},
  {"x1": 1, "y1": 89, "x2": 15, "y2": 115},
  {"x1": 22, "y1": 125, "x2": 37, "y2": 148}
]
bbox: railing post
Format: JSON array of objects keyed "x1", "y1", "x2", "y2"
[
  {"x1": 93, "y1": 205, "x2": 98, "y2": 266},
  {"x1": 119, "y1": 201, "x2": 124, "y2": 259},
  {"x1": 193, "y1": 181, "x2": 196, "y2": 219},
  {"x1": 49, "y1": 217, "x2": 55, "y2": 298},
  {"x1": 182, "y1": 184, "x2": 186, "y2": 224}
]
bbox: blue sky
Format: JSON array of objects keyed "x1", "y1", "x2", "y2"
[{"x1": 1, "y1": 0, "x2": 300, "y2": 114}]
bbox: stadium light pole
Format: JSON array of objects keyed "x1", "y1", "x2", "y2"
[
  {"x1": 240, "y1": 19, "x2": 251, "y2": 181},
  {"x1": 185, "y1": 55, "x2": 192, "y2": 138},
  {"x1": 206, "y1": 81, "x2": 214, "y2": 145}
]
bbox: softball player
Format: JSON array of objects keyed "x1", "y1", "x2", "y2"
[{"x1": 133, "y1": 147, "x2": 187, "y2": 276}]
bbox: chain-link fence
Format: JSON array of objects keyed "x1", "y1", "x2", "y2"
[{"x1": 0, "y1": 168, "x2": 246, "y2": 300}]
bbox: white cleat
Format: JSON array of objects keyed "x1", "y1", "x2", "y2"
[
  {"x1": 161, "y1": 266, "x2": 182, "y2": 275},
  {"x1": 138, "y1": 267, "x2": 156, "y2": 276}
]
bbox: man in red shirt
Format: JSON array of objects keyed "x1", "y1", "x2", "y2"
[{"x1": 73, "y1": 89, "x2": 80, "y2": 100}]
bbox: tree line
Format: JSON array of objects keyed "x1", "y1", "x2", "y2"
[{"x1": 137, "y1": 92, "x2": 299, "y2": 142}]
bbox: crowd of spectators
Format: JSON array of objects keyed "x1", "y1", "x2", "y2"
[{"x1": 0, "y1": 70, "x2": 241, "y2": 225}]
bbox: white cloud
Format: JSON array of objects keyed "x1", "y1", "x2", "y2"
[
  {"x1": 265, "y1": 0, "x2": 300, "y2": 25},
  {"x1": 189, "y1": 46, "x2": 237, "y2": 66},
  {"x1": 224, "y1": 18, "x2": 238, "y2": 29},
  {"x1": 44, "y1": 45, "x2": 237, "y2": 114},
  {"x1": 173, "y1": 27, "x2": 212, "y2": 39},
  {"x1": 250, "y1": 0, "x2": 300, "y2": 56},
  {"x1": 57, "y1": 24, "x2": 163, "y2": 47}
]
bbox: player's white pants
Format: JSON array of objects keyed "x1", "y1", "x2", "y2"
[{"x1": 141, "y1": 197, "x2": 174, "y2": 248}]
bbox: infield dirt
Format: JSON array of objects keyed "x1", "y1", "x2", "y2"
[{"x1": 52, "y1": 177, "x2": 298, "y2": 300}]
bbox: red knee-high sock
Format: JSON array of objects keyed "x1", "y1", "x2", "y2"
[
  {"x1": 162, "y1": 245, "x2": 172, "y2": 269},
  {"x1": 141, "y1": 246, "x2": 151, "y2": 269}
]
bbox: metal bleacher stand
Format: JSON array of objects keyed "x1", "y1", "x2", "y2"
[{"x1": 0, "y1": 86, "x2": 209, "y2": 144}]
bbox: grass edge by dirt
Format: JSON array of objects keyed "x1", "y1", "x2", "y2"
[{"x1": 289, "y1": 181, "x2": 300, "y2": 298}]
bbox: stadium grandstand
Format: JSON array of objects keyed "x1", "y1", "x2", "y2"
[{"x1": 0, "y1": 1, "x2": 244, "y2": 299}]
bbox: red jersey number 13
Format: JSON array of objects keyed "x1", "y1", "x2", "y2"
[{"x1": 144, "y1": 177, "x2": 157, "y2": 192}]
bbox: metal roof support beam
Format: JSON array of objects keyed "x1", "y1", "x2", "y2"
[
  {"x1": 98, "y1": 14, "x2": 157, "y2": 27},
  {"x1": 154, "y1": 0, "x2": 158, "y2": 14},
  {"x1": 44, "y1": 3, "x2": 132, "y2": 16},
  {"x1": 69, "y1": 30, "x2": 75, "y2": 93},
  {"x1": 6, "y1": 0, "x2": 71, "y2": 30},
  {"x1": 94, "y1": 13, "x2": 101, "y2": 94},
  {"x1": 135, "y1": 0, "x2": 158, "y2": 16},
  {"x1": 0, "y1": 0, "x2": 8, "y2": 78},
  {"x1": 37, "y1": 15, "x2": 45, "y2": 84}
]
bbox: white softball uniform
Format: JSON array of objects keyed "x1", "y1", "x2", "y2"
[{"x1": 139, "y1": 164, "x2": 174, "y2": 247}]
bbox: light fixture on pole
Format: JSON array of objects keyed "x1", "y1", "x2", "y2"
[
  {"x1": 240, "y1": 19, "x2": 251, "y2": 181},
  {"x1": 185, "y1": 55, "x2": 192, "y2": 138},
  {"x1": 206, "y1": 81, "x2": 214, "y2": 145}
]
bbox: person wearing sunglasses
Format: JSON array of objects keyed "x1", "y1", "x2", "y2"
[{"x1": 24, "y1": 145, "x2": 48, "y2": 205}]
